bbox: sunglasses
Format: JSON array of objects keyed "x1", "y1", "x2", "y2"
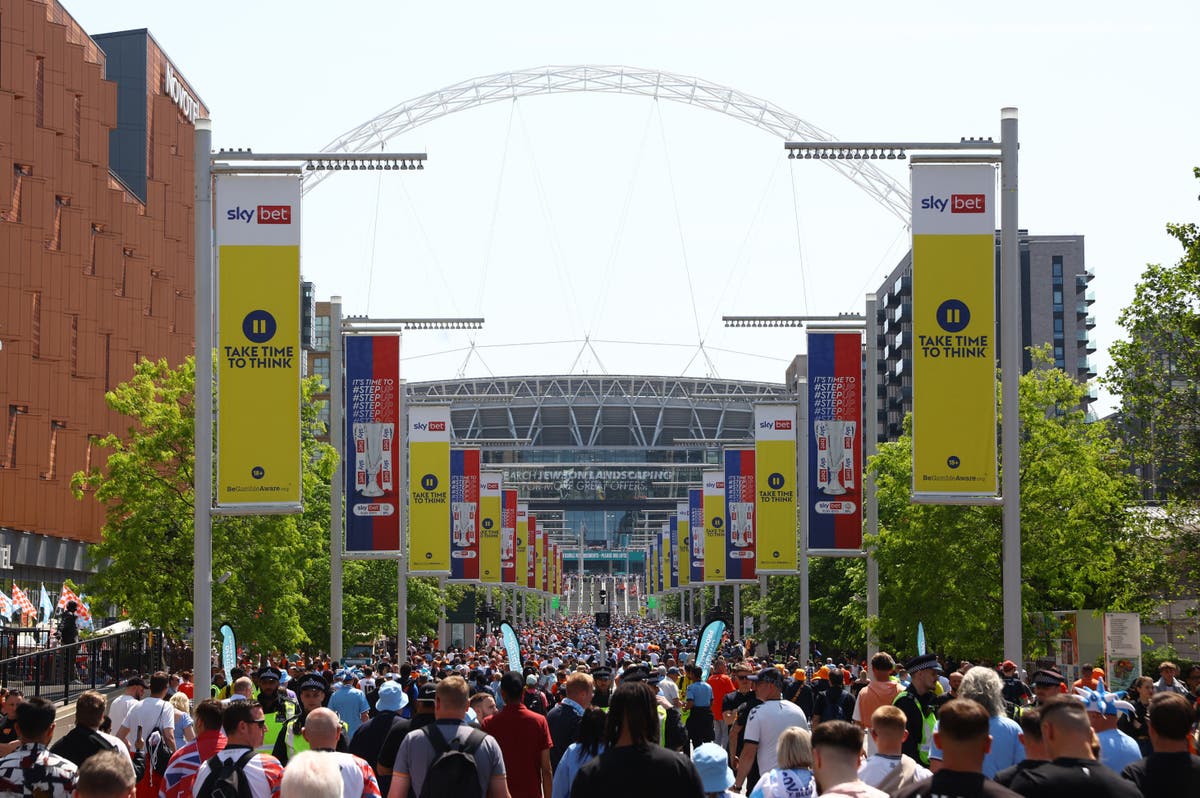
[{"x1": 251, "y1": 719, "x2": 268, "y2": 728}]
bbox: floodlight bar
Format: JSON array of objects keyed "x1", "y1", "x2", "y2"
[
  {"x1": 784, "y1": 138, "x2": 998, "y2": 160},
  {"x1": 344, "y1": 316, "x2": 483, "y2": 330},
  {"x1": 213, "y1": 150, "x2": 428, "y2": 171},
  {"x1": 722, "y1": 314, "x2": 864, "y2": 328},
  {"x1": 674, "y1": 437, "x2": 753, "y2": 446}
]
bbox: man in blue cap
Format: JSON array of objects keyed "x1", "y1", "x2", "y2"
[{"x1": 330, "y1": 671, "x2": 371, "y2": 738}]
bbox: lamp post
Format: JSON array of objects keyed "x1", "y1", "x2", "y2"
[
  {"x1": 783, "y1": 111, "x2": 1021, "y2": 665},
  {"x1": 193, "y1": 140, "x2": 428, "y2": 701}
]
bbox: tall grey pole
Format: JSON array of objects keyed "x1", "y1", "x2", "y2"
[
  {"x1": 865, "y1": 295, "x2": 880, "y2": 656},
  {"x1": 798, "y1": 378, "x2": 810, "y2": 663},
  {"x1": 1000, "y1": 108, "x2": 1022, "y2": 665},
  {"x1": 192, "y1": 118, "x2": 213, "y2": 703},
  {"x1": 397, "y1": 378, "x2": 408, "y2": 655},
  {"x1": 329, "y1": 297, "x2": 344, "y2": 661},
  {"x1": 733, "y1": 584, "x2": 741, "y2": 640},
  {"x1": 759, "y1": 574, "x2": 767, "y2": 643}
]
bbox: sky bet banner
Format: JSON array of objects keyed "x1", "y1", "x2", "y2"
[
  {"x1": 755, "y1": 404, "x2": 798, "y2": 570},
  {"x1": 501, "y1": 490, "x2": 518, "y2": 584},
  {"x1": 517, "y1": 503, "x2": 530, "y2": 588},
  {"x1": 703, "y1": 470, "x2": 726, "y2": 582},
  {"x1": 807, "y1": 332, "x2": 864, "y2": 550},
  {"x1": 345, "y1": 336, "x2": 400, "y2": 552},
  {"x1": 215, "y1": 175, "x2": 301, "y2": 511},
  {"x1": 531, "y1": 516, "x2": 543, "y2": 591},
  {"x1": 408, "y1": 405, "x2": 450, "y2": 572},
  {"x1": 677, "y1": 501, "x2": 690, "y2": 588},
  {"x1": 689, "y1": 488, "x2": 704, "y2": 584},
  {"x1": 478, "y1": 472, "x2": 503, "y2": 584},
  {"x1": 911, "y1": 165, "x2": 998, "y2": 500},
  {"x1": 449, "y1": 448, "x2": 481, "y2": 580},
  {"x1": 724, "y1": 449, "x2": 757, "y2": 581}
]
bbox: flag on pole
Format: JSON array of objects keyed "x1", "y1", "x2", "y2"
[
  {"x1": 11, "y1": 584, "x2": 35, "y2": 620},
  {"x1": 0, "y1": 593, "x2": 10, "y2": 619},
  {"x1": 38, "y1": 583, "x2": 53, "y2": 624},
  {"x1": 75, "y1": 595, "x2": 93, "y2": 629},
  {"x1": 917, "y1": 622, "x2": 927, "y2": 656},
  {"x1": 58, "y1": 584, "x2": 92, "y2": 627}
]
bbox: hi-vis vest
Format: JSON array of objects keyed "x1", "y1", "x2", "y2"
[{"x1": 257, "y1": 696, "x2": 299, "y2": 757}]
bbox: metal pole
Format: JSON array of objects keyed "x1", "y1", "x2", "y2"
[
  {"x1": 192, "y1": 118, "x2": 213, "y2": 703},
  {"x1": 759, "y1": 574, "x2": 767, "y2": 643},
  {"x1": 329, "y1": 297, "x2": 344, "y2": 661},
  {"x1": 865, "y1": 295, "x2": 880, "y2": 657},
  {"x1": 1000, "y1": 108, "x2": 1022, "y2": 665},
  {"x1": 397, "y1": 378, "x2": 408, "y2": 657},
  {"x1": 733, "y1": 584, "x2": 741, "y2": 640},
  {"x1": 798, "y1": 378, "x2": 810, "y2": 663}
]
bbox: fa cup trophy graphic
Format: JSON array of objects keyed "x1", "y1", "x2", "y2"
[
  {"x1": 354, "y1": 422, "x2": 394, "y2": 498},
  {"x1": 815, "y1": 420, "x2": 856, "y2": 496}
]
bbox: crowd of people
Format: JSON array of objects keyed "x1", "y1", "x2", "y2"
[{"x1": 0, "y1": 615, "x2": 1197, "y2": 798}]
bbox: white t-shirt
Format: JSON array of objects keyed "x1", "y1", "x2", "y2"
[
  {"x1": 120, "y1": 697, "x2": 174, "y2": 747},
  {"x1": 744, "y1": 699, "x2": 810, "y2": 774},
  {"x1": 107, "y1": 694, "x2": 139, "y2": 734},
  {"x1": 858, "y1": 753, "x2": 931, "y2": 789},
  {"x1": 658, "y1": 678, "x2": 680, "y2": 705}
]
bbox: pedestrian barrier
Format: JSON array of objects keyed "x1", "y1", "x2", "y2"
[{"x1": 0, "y1": 627, "x2": 164, "y2": 704}]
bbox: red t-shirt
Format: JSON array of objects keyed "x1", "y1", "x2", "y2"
[
  {"x1": 708, "y1": 673, "x2": 737, "y2": 713},
  {"x1": 481, "y1": 701, "x2": 552, "y2": 798}
]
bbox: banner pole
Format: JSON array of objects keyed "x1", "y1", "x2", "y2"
[
  {"x1": 192, "y1": 118, "x2": 213, "y2": 703},
  {"x1": 330, "y1": 296, "x2": 344, "y2": 661},
  {"x1": 1000, "y1": 108, "x2": 1022, "y2": 665},
  {"x1": 798, "y1": 374, "x2": 810, "y2": 664},
  {"x1": 397, "y1": 377, "x2": 408, "y2": 657},
  {"x1": 865, "y1": 294, "x2": 880, "y2": 657}
]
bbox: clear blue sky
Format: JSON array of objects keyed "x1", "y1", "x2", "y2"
[{"x1": 72, "y1": 1, "x2": 1200, "y2": 414}]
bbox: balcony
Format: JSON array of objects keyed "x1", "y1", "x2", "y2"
[{"x1": 1085, "y1": 315, "x2": 1096, "y2": 329}]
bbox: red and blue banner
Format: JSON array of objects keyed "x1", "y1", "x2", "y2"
[
  {"x1": 669, "y1": 515, "x2": 679, "y2": 589},
  {"x1": 449, "y1": 448, "x2": 481, "y2": 580},
  {"x1": 501, "y1": 489, "x2": 517, "y2": 584},
  {"x1": 528, "y1": 515, "x2": 540, "y2": 590},
  {"x1": 807, "y1": 331, "x2": 863, "y2": 550},
  {"x1": 724, "y1": 448, "x2": 757, "y2": 581},
  {"x1": 345, "y1": 335, "x2": 401, "y2": 552},
  {"x1": 689, "y1": 488, "x2": 704, "y2": 584}
]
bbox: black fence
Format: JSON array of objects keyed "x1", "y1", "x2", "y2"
[{"x1": 0, "y1": 628, "x2": 164, "y2": 705}]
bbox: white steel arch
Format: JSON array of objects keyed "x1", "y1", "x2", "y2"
[{"x1": 304, "y1": 65, "x2": 912, "y2": 226}]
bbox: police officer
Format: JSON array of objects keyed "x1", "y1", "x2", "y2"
[
  {"x1": 1029, "y1": 669, "x2": 1068, "y2": 706},
  {"x1": 893, "y1": 653, "x2": 944, "y2": 767},
  {"x1": 254, "y1": 666, "x2": 299, "y2": 757},
  {"x1": 591, "y1": 667, "x2": 614, "y2": 709},
  {"x1": 273, "y1": 672, "x2": 349, "y2": 765}
]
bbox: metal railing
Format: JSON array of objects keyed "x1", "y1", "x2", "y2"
[{"x1": 0, "y1": 628, "x2": 164, "y2": 705}]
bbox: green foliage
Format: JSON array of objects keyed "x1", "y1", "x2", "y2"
[
  {"x1": 864, "y1": 355, "x2": 1144, "y2": 661},
  {"x1": 72, "y1": 357, "x2": 336, "y2": 649},
  {"x1": 1104, "y1": 166, "x2": 1200, "y2": 500}
]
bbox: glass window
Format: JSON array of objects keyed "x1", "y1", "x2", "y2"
[
  {"x1": 1054, "y1": 318, "x2": 1064, "y2": 333},
  {"x1": 312, "y1": 356, "x2": 330, "y2": 388},
  {"x1": 1053, "y1": 289, "x2": 1063, "y2": 307},
  {"x1": 1052, "y1": 258, "x2": 1063, "y2": 278},
  {"x1": 313, "y1": 315, "x2": 330, "y2": 351},
  {"x1": 1054, "y1": 346, "x2": 1064, "y2": 359}
]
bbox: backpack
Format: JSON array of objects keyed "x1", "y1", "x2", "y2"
[
  {"x1": 824, "y1": 691, "x2": 854, "y2": 722},
  {"x1": 522, "y1": 689, "x2": 547, "y2": 715},
  {"x1": 196, "y1": 749, "x2": 257, "y2": 798},
  {"x1": 419, "y1": 723, "x2": 487, "y2": 798},
  {"x1": 146, "y1": 702, "x2": 175, "y2": 776}
]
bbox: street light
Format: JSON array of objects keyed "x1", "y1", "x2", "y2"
[
  {"x1": 193, "y1": 136, "x2": 429, "y2": 701},
  {"x1": 783, "y1": 114, "x2": 1022, "y2": 665}
]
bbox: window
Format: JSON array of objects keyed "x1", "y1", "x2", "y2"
[
  {"x1": 1053, "y1": 318, "x2": 1064, "y2": 333},
  {"x1": 30, "y1": 292, "x2": 41, "y2": 358},
  {"x1": 74, "y1": 95, "x2": 82, "y2": 159},
  {"x1": 1054, "y1": 346, "x2": 1064, "y2": 360},
  {"x1": 103, "y1": 333, "x2": 112, "y2": 391},
  {"x1": 313, "y1": 315, "x2": 330, "y2": 351},
  {"x1": 312, "y1": 356, "x2": 330, "y2": 388},
  {"x1": 1052, "y1": 257, "x2": 1063, "y2": 279},
  {"x1": 5, "y1": 405, "x2": 28, "y2": 469},
  {"x1": 1052, "y1": 289, "x2": 1063, "y2": 309},
  {"x1": 70, "y1": 315, "x2": 79, "y2": 376},
  {"x1": 317, "y1": 401, "x2": 330, "y2": 430},
  {"x1": 41, "y1": 420, "x2": 65, "y2": 480},
  {"x1": 34, "y1": 57, "x2": 44, "y2": 127}
]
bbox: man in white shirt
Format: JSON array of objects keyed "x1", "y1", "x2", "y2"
[
  {"x1": 732, "y1": 666, "x2": 810, "y2": 792},
  {"x1": 107, "y1": 678, "x2": 145, "y2": 735},
  {"x1": 657, "y1": 668, "x2": 681, "y2": 708},
  {"x1": 117, "y1": 672, "x2": 175, "y2": 758}
]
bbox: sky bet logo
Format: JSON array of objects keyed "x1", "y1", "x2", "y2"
[
  {"x1": 226, "y1": 205, "x2": 293, "y2": 224},
  {"x1": 919, "y1": 194, "x2": 986, "y2": 213}
]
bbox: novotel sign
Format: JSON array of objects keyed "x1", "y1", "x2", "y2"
[{"x1": 162, "y1": 64, "x2": 201, "y2": 124}]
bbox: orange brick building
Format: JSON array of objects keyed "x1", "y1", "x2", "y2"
[{"x1": 0, "y1": 0, "x2": 206, "y2": 592}]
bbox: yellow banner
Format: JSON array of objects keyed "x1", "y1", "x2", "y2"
[
  {"x1": 703, "y1": 470, "x2": 725, "y2": 582},
  {"x1": 911, "y1": 164, "x2": 998, "y2": 499},
  {"x1": 755, "y1": 405, "x2": 797, "y2": 571},
  {"x1": 533, "y1": 521, "x2": 544, "y2": 595},
  {"x1": 216, "y1": 245, "x2": 301, "y2": 506},
  {"x1": 677, "y1": 502, "x2": 690, "y2": 587},
  {"x1": 408, "y1": 406, "x2": 450, "y2": 572},
  {"x1": 478, "y1": 472, "x2": 502, "y2": 584},
  {"x1": 516, "y1": 504, "x2": 529, "y2": 589}
]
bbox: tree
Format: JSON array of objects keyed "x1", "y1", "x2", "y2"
[
  {"x1": 1105, "y1": 167, "x2": 1200, "y2": 500},
  {"x1": 72, "y1": 357, "x2": 336, "y2": 649},
  {"x1": 863, "y1": 354, "x2": 1146, "y2": 661}
]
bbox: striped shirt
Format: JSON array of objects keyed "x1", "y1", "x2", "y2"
[
  {"x1": 160, "y1": 730, "x2": 226, "y2": 798},
  {"x1": 192, "y1": 747, "x2": 283, "y2": 798}
]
